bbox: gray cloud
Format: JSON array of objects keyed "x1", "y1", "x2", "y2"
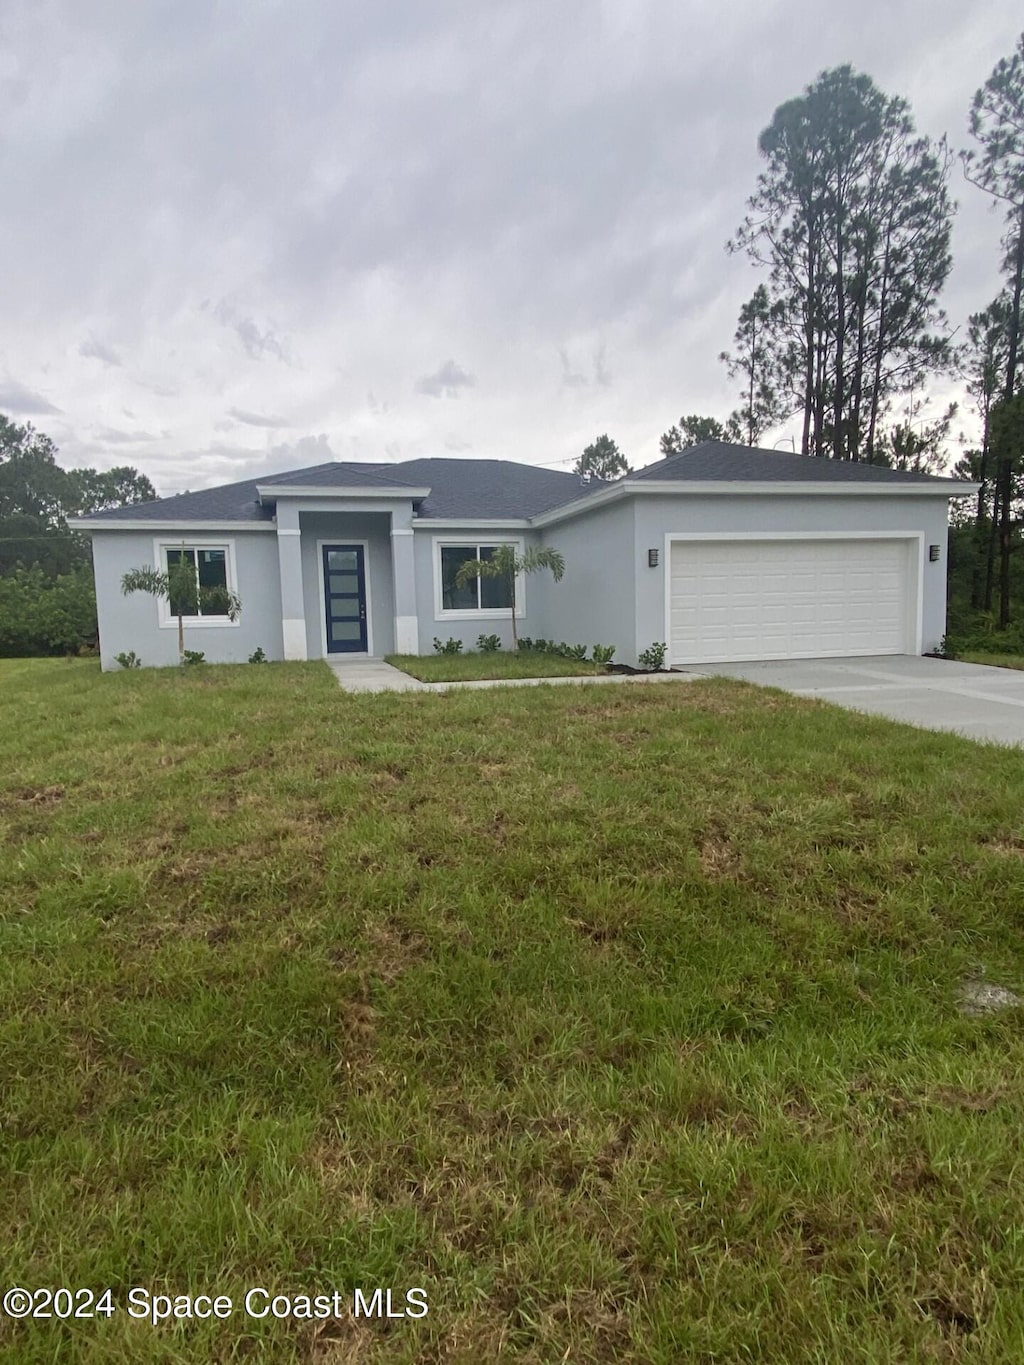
[
  {"x1": 558, "y1": 348, "x2": 588, "y2": 389},
  {"x1": 214, "y1": 302, "x2": 288, "y2": 362},
  {"x1": 93, "y1": 425, "x2": 160, "y2": 443},
  {"x1": 559, "y1": 345, "x2": 612, "y2": 390},
  {"x1": 267, "y1": 433, "x2": 338, "y2": 469},
  {"x1": 415, "y1": 359, "x2": 475, "y2": 399},
  {"x1": 79, "y1": 335, "x2": 122, "y2": 367},
  {"x1": 0, "y1": 2, "x2": 1017, "y2": 483},
  {"x1": 0, "y1": 377, "x2": 62, "y2": 415},
  {"x1": 228, "y1": 406, "x2": 289, "y2": 428}
]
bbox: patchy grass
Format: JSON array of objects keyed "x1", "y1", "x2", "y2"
[
  {"x1": 387, "y1": 649, "x2": 599, "y2": 681},
  {"x1": 959, "y1": 652, "x2": 1024, "y2": 672},
  {"x1": 3, "y1": 657, "x2": 1024, "y2": 1363}
]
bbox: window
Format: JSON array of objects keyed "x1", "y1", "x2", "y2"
[
  {"x1": 439, "y1": 543, "x2": 515, "y2": 612},
  {"x1": 156, "y1": 541, "x2": 237, "y2": 626}
]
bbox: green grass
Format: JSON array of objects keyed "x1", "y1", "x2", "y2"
[
  {"x1": 386, "y1": 649, "x2": 599, "y2": 681},
  {"x1": 959, "y1": 652, "x2": 1024, "y2": 672},
  {"x1": 3, "y1": 658, "x2": 1024, "y2": 1362}
]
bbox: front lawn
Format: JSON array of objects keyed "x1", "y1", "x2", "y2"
[
  {"x1": 959, "y1": 651, "x2": 1024, "y2": 672},
  {"x1": 386, "y1": 648, "x2": 599, "y2": 681},
  {"x1": 3, "y1": 658, "x2": 1024, "y2": 1362}
]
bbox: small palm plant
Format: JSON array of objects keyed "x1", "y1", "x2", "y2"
[
  {"x1": 453, "y1": 545, "x2": 565, "y2": 651},
  {"x1": 121, "y1": 553, "x2": 241, "y2": 665}
]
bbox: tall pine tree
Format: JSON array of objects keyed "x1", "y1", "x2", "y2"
[{"x1": 729, "y1": 66, "x2": 954, "y2": 462}]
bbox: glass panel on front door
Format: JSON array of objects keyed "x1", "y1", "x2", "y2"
[{"x1": 322, "y1": 544, "x2": 368, "y2": 654}]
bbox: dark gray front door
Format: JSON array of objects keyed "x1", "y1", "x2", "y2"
[{"x1": 322, "y1": 544, "x2": 368, "y2": 653}]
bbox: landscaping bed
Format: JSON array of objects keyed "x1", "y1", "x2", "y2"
[
  {"x1": 386, "y1": 649, "x2": 600, "y2": 682},
  {"x1": 606, "y1": 661, "x2": 685, "y2": 676},
  {"x1": 3, "y1": 657, "x2": 1024, "y2": 1361}
]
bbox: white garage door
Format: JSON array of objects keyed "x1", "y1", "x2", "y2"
[{"x1": 669, "y1": 537, "x2": 914, "y2": 664}]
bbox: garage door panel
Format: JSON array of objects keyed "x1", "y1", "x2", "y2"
[{"x1": 670, "y1": 538, "x2": 913, "y2": 664}]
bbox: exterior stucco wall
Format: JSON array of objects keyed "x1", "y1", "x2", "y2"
[
  {"x1": 530, "y1": 500, "x2": 637, "y2": 660},
  {"x1": 298, "y1": 512, "x2": 394, "y2": 659},
  {"x1": 629, "y1": 493, "x2": 952, "y2": 660},
  {"x1": 411, "y1": 528, "x2": 544, "y2": 652},
  {"x1": 88, "y1": 489, "x2": 956, "y2": 672},
  {"x1": 90, "y1": 530, "x2": 282, "y2": 670}
]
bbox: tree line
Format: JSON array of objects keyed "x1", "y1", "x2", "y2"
[
  {"x1": 0, "y1": 415, "x2": 155, "y2": 654},
  {"x1": 575, "y1": 34, "x2": 1024, "y2": 633}
]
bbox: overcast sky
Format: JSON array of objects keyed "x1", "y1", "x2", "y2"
[{"x1": 0, "y1": 1, "x2": 1019, "y2": 495}]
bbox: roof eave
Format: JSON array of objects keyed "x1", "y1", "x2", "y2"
[
  {"x1": 412, "y1": 517, "x2": 532, "y2": 529},
  {"x1": 530, "y1": 478, "x2": 980, "y2": 526},
  {"x1": 255, "y1": 483, "x2": 431, "y2": 501},
  {"x1": 68, "y1": 518, "x2": 275, "y2": 532}
]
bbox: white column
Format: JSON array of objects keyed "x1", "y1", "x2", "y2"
[
  {"x1": 276, "y1": 503, "x2": 307, "y2": 660},
  {"x1": 390, "y1": 520, "x2": 418, "y2": 655}
]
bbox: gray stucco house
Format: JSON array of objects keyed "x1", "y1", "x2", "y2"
[{"x1": 71, "y1": 441, "x2": 977, "y2": 672}]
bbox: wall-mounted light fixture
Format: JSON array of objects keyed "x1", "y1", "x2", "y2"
[
  {"x1": 929, "y1": 544, "x2": 941, "y2": 562},
  {"x1": 648, "y1": 548, "x2": 659, "y2": 568}
]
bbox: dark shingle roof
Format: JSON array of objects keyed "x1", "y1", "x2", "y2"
[
  {"x1": 75, "y1": 443, "x2": 965, "y2": 527},
  {"x1": 627, "y1": 440, "x2": 955, "y2": 484},
  {"x1": 78, "y1": 474, "x2": 275, "y2": 524},
  {"x1": 75, "y1": 460, "x2": 421, "y2": 524},
  {"x1": 76, "y1": 457, "x2": 610, "y2": 523},
  {"x1": 258, "y1": 462, "x2": 426, "y2": 491},
  {"x1": 377, "y1": 458, "x2": 605, "y2": 518}
]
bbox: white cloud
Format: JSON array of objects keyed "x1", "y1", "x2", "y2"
[{"x1": 0, "y1": 0, "x2": 1017, "y2": 482}]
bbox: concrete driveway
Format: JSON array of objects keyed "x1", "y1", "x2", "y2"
[{"x1": 683, "y1": 655, "x2": 1024, "y2": 747}]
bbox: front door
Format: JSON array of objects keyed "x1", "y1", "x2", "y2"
[{"x1": 322, "y1": 544, "x2": 368, "y2": 654}]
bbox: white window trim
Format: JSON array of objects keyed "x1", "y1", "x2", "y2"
[
  {"x1": 153, "y1": 537, "x2": 239, "y2": 629},
  {"x1": 661, "y1": 530, "x2": 925, "y2": 666},
  {"x1": 317, "y1": 539, "x2": 374, "y2": 658},
  {"x1": 432, "y1": 536, "x2": 526, "y2": 620}
]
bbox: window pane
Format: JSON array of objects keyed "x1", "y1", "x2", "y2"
[
  {"x1": 166, "y1": 548, "x2": 197, "y2": 618},
  {"x1": 480, "y1": 546, "x2": 512, "y2": 609},
  {"x1": 480, "y1": 569, "x2": 512, "y2": 609},
  {"x1": 197, "y1": 549, "x2": 228, "y2": 615},
  {"x1": 441, "y1": 546, "x2": 479, "y2": 610},
  {"x1": 328, "y1": 571, "x2": 359, "y2": 594},
  {"x1": 197, "y1": 549, "x2": 227, "y2": 590},
  {"x1": 330, "y1": 620, "x2": 362, "y2": 643},
  {"x1": 328, "y1": 549, "x2": 358, "y2": 570}
]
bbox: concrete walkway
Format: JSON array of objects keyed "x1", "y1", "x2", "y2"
[
  {"x1": 325, "y1": 658, "x2": 695, "y2": 696},
  {"x1": 324, "y1": 659, "x2": 429, "y2": 692},
  {"x1": 684, "y1": 655, "x2": 1024, "y2": 747}
]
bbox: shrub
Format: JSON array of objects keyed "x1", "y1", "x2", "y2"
[
  {"x1": 518, "y1": 637, "x2": 534, "y2": 651},
  {"x1": 432, "y1": 636, "x2": 463, "y2": 655},
  {"x1": 0, "y1": 564, "x2": 97, "y2": 657},
  {"x1": 476, "y1": 633, "x2": 501, "y2": 652},
  {"x1": 638, "y1": 641, "x2": 667, "y2": 671},
  {"x1": 566, "y1": 643, "x2": 588, "y2": 660},
  {"x1": 531, "y1": 639, "x2": 549, "y2": 653},
  {"x1": 113, "y1": 650, "x2": 142, "y2": 669},
  {"x1": 248, "y1": 646, "x2": 268, "y2": 663},
  {"x1": 182, "y1": 649, "x2": 206, "y2": 666},
  {"x1": 592, "y1": 644, "x2": 616, "y2": 667}
]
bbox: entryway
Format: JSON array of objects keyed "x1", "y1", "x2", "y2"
[{"x1": 321, "y1": 543, "x2": 368, "y2": 654}]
